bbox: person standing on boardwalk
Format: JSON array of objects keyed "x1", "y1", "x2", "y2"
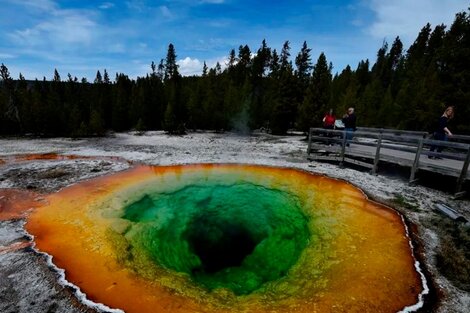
[
  {"x1": 322, "y1": 109, "x2": 336, "y2": 130},
  {"x1": 322, "y1": 109, "x2": 336, "y2": 145},
  {"x1": 429, "y1": 106, "x2": 454, "y2": 158},
  {"x1": 342, "y1": 107, "x2": 357, "y2": 145}
]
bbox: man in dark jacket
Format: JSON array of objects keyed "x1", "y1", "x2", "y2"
[{"x1": 342, "y1": 107, "x2": 356, "y2": 144}]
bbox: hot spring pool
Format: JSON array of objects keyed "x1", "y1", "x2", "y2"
[{"x1": 26, "y1": 164, "x2": 426, "y2": 312}]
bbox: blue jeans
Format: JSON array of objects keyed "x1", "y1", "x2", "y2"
[{"x1": 345, "y1": 128, "x2": 355, "y2": 142}]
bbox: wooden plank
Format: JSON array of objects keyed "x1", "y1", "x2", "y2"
[
  {"x1": 423, "y1": 150, "x2": 467, "y2": 161},
  {"x1": 349, "y1": 140, "x2": 417, "y2": 151},
  {"x1": 448, "y1": 134, "x2": 470, "y2": 143},
  {"x1": 453, "y1": 191, "x2": 467, "y2": 199},
  {"x1": 343, "y1": 157, "x2": 374, "y2": 169},
  {"x1": 310, "y1": 135, "x2": 343, "y2": 144},
  {"x1": 382, "y1": 143, "x2": 422, "y2": 153},
  {"x1": 372, "y1": 134, "x2": 382, "y2": 174},
  {"x1": 357, "y1": 141, "x2": 468, "y2": 161},
  {"x1": 309, "y1": 155, "x2": 341, "y2": 162},
  {"x1": 340, "y1": 131, "x2": 347, "y2": 167},
  {"x1": 307, "y1": 128, "x2": 312, "y2": 154},
  {"x1": 357, "y1": 127, "x2": 428, "y2": 137},
  {"x1": 308, "y1": 155, "x2": 373, "y2": 169},
  {"x1": 423, "y1": 138, "x2": 470, "y2": 150},
  {"x1": 309, "y1": 128, "x2": 345, "y2": 135},
  {"x1": 410, "y1": 139, "x2": 424, "y2": 184},
  {"x1": 414, "y1": 164, "x2": 461, "y2": 178},
  {"x1": 455, "y1": 146, "x2": 470, "y2": 195},
  {"x1": 309, "y1": 147, "x2": 341, "y2": 155},
  {"x1": 379, "y1": 134, "x2": 422, "y2": 144}
]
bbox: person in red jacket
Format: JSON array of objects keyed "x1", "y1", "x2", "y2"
[
  {"x1": 322, "y1": 109, "x2": 336, "y2": 130},
  {"x1": 322, "y1": 109, "x2": 336, "y2": 144}
]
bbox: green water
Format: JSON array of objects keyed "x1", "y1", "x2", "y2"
[{"x1": 120, "y1": 182, "x2": 310, "y2": 295}]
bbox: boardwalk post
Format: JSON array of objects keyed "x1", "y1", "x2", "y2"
[
  {"x1": 372, "y1": 134, "x2": 382, "y2": 175},
  {"x1": 307, "y1": 128, "x2": 312, "y2": 155},
  {"x1": 454, "y1": 145, "x2": 470, "y2": 198},
  {"x1": 409, "y1": 138, "x2": 424, "y2": 184},
  {"x1": 339, "y1": 130, "x2": 347, "y2": 167}
]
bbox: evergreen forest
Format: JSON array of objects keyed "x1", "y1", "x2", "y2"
[{"x1": 1, "y1": 10, "x2": 469, "y2": 137}]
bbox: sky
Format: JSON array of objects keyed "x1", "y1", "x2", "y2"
[{"x1": 0, "y1": 0, "x2": 469, "y2": 80}]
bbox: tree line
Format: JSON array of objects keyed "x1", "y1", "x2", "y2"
[{"x1": 1, "y1": 9, "x2": 469, "y2": 137}]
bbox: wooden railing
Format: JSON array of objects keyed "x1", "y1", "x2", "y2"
[
  {"x1": 356, "y1": 127, "x2": 429, "y2": 138},
  {"x1": 307, "y1": 127, "x2": 470, "y2": 198}
]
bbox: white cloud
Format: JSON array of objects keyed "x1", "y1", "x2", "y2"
[
  {"x1": 11, "y1": 13, "x2": 96, "y2": 47},
  {"x1": 214, "y1": 56, "x2": 229, "y2": 70},
  {"x1": 8, "y1": 1, "x2": 99, "y2": 50},
  {"x1": 367, "y1": 0, "x2": 469, "y2": 45},
  {"x1": 177, "y1": 56, "x2": 228, "y2": 76},
  {"x1": 99, "y1": 2, "x2": 115, "y2": 9},
  {"x1": 178, "y1": 57, "x2": 203, "y2": 76}
]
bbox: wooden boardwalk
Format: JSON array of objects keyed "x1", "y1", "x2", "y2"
[{"x1": 307, "y1": 127, "x2": 470, "y2": 198}]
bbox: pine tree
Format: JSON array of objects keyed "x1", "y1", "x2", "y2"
[
  {"x1": 270, "y1": 41, "x2": 297, "y2": 134},
  {"x1": 280, "y1": 41, "x2": 291, "y2": 70},
  {"x1": 399, "y1": 23, "x2": 436, "y2": 130},
  {"x1": 330, "y1": 65, "x2": 352, "y2": 110},
  {"x1": 0, "y1": 63, "x2": 21, "y2": 133},
  {"x1": 112, "y1": 74, "x2": 132, "y2": 131},
  {"x1": 215, "y1": 62, "x2": 222, "y2": 75},
  {"x1": 202, "y1": 61, "x2": 208, "y2": 77},
  {"x1": 163, "y1": 44, "x2": 185, "y2": 134},
  {"x1": 164, "y1": 43, "x2": 179, "y2": 81},
  {"x1": 246, "y1": 40, "x2": 272, "y2": 128},
  {"x1": 94, "y1": 70, "x2": 103, "y2": 84},
  {"x1": 356, "y1": 59, "x2": 370, "y2": 94},
  {"x1": 298, "y1": 52, "x2": 332, "y2": 131},
  {"x1": 151, "y1": 61, "x2": 157, "y2": 77},
  {"x1": 295, "y1": 41, "x2": 313, "y2": 84},
  {"x1": 383, "y1": 36, "x2": 403, "y2": 89},
  {"x1": 103, "y1": 69, "x2": 111, "y2": 84},
  {"x1": 228, "y1": 49, "x2": 237, "y2": 69},
  {"x1": 252, "y1": 39, "x2": 271, "y2": 79},
  {"x1": 438, "y1": 10, "x2": 470, "y2": 133},
  {"x1": 358, "y1": 78, "x2": 383, "y2": 126},
  {"x1": 53, "y1": 69, "x2": 61, "y2": 82},
  {"x1": 157, "y1": 59, "x2": 165, "y2": 80},
  {"x1": 231, "y1": 45, "x2": 251, "y2": 84},
  {"x1": 338, "y1": 75, "x2": 360, "y2": 116}
]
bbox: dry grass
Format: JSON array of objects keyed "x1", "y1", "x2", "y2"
[
  {"x1": 429, "y1": 216, "x2": 470, "y2": 291},
  {"x1": 390, "y1": 193, "x2": 421, "y2": 212}
]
